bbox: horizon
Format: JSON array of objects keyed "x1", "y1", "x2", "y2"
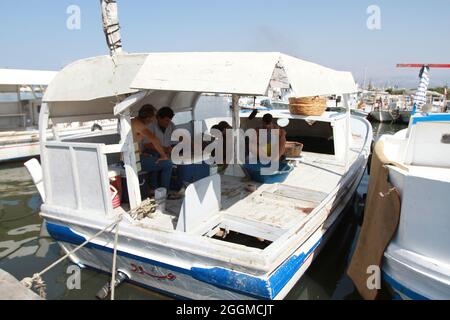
[{"x1": 1, "y1": 0, "x2": 449, "y2": 88}]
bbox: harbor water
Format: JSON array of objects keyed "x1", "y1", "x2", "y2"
[{"x1": 0, "y1": 121, "x2": 407, "y2": 300}]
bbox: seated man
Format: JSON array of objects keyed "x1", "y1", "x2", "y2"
[
  {"x1": 145, "y1": 107, "x2": 176, "y2": 154},
  {"x1": 132, "y1": 105, "x2": 172, "y2": 193},
  {"x1": 254, "y1": 113, "x2": 287, "y2": 163},
  {"x1": 210, "y1": 121, "x2": 232, "y2": 165},
  {"x1": 143, "y1": 107, "x2": 179, "y2": 194}
]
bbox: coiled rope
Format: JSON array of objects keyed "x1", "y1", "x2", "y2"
[{"x1": 129, "y1": 198, "x2": 157, "y2": 220}]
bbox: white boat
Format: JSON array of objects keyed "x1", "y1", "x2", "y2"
[
  {"x1": 27, "y1": 52, "x2": 372, "y2": 300},
  {"x1": 397, "y1": 91, "x2": 446, "y2": 124},
  {"x1": 377, "y1": 113, "x2": 450, "y2": 299},
  {"x1": 0, "y1": 69, "x2": 57, "y2": 162},
  {"x1": 0, "y1": 69, "x2": 120, "y2": 162},
  {"x1": 351, "y1": 108, "x2": 370, "y2": 119},
  {"x1": 370, "y1": 109, "x2": 400, "y2": 123}
]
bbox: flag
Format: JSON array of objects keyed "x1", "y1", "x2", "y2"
[{"x1": 413, "y1": 66, "x2": 430, "y2": 113}]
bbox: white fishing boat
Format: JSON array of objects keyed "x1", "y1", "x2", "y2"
[
  {"x1": 0, "y1": 69, "x2": 119, "y2": 162},
  {"x1": 351, "y1": 106, "x2": 370, "y2": 119},
  {"x1": 369, "y1": 109, "x2": 396, "y2": 123},
  {"x1": 0, "y1": 69, "x2": 57, "y2": 162},
  {"x1": 378, "y1": 113, "x2": 450, "y2": 299},
  {"x1": 26, "y1": 52, "x2": 372, "y2": 300},
  {"x1": 370, "y1": 99, "x2": 402, "y2": 123},
  {"x1": 348, "y1": 64, "x2": 450, "y2": 301},
  {"x1": 398, "y1": 91, "x2": 446, "y2": 124}
]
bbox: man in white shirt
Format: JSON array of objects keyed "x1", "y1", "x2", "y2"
[
  {"x1": 147, "y1": 107, "x2": 176, "y2": 154},
  {"x1": 142, "y1": 107, "x2": 176, "y2": 192}
]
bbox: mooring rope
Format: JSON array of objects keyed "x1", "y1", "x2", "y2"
[
  {"x1": 20, "y1": 196, "x2": 159, "y2": 299},
  {"x1": 110, "y1": 220, "x2": 120, "y2": 300},
  {"x1": 20, "y1": 215, "x2": 122, "y2": 299}
]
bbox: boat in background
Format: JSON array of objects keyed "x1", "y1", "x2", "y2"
[
  {"x1": 370, "y1": 108, "x2": 399, "y2": 123},
  {"x1": 369, "y1": 96, "x2": 402, "y2": 123},
  {"x1": 398, "y1": 91, "x2": 447, "y2": 124},
  {"x1": 0, "y1": 69, "x2": 119, "y2": 162},
  {"x1": 0, "y1": 69, "x2": 56, "y2": 161},
  {"x1": 326, "y1": 94, "x2": 370, "y2": 119}
]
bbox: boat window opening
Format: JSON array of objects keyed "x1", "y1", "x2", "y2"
[
  {"x1": 286, "y1": 136, "x2": 334, "y2": 155},
  {"x1": 212, "y1": 230, "x2": 272, "y2": 250},
  {"x1": 284, "y1": 120, "x2": 335, "y2": 155},
  {"x1": 241, "y1": 117, "x2": 335, "y2": 155}
]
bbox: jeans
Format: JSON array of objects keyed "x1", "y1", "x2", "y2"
[{"x1": 140, "y1": 152, "x2": 173, "y2": 190}]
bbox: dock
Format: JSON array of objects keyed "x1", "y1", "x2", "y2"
[{"x1": 0, "y1": 269, "x2": 44, "y2": 300}]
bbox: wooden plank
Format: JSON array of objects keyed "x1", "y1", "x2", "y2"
[
  {"x1": 221, "y1": 215, "x2": 286, "y2": 242},
  {"x1": 268, "y1": 184, "x2": 327, "y2": 204}
]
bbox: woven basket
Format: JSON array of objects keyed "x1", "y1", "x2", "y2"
[
  {"x1": 288, "y1": 96, "x2": 327, "y2": 116},
  {"x1": 285, "y1": 142, "x2": 304, "y2": 158}
]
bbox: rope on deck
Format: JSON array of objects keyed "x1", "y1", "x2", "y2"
[{"x1": 129, "y1": 198, "x2": 157, "y2": 220}]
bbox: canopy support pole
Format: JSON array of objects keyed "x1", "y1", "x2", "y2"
[
  {"x1": 225, "y1": 94, "x2": 246, "y2": 177},
  {"x1": 39, "y1": 103, "x2": 50, "y2": 199},
  {"x1": 16, "y1": 86, "x2": 26, "y2": 128},
  {"x1": 119, "y1": 110, "x2": 141, "y2": 209},
  {"x1": 343, "y1": 94, "x2": 351, "y2": 170}
]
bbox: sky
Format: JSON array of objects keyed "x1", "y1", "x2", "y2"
[{"x1": 1, "y1": 0, "x2": 449, "y2": 88}]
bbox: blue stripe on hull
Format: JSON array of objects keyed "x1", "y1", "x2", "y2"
[
  {"x1": 46, "y1": 222, "x2": 321, "y2": 299},
  {"x1": 46, "y1": 222, "x2": 191, "y2": 275},
  {"x1": 412, "y1": 113, "x2": 450, "y2": 125},
  {"x1": 382, "y1": 271, "x2": 429, "y2": 300}
]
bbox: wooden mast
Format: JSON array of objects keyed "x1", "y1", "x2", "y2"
[{"x1": 100, "y1": 0, "x2": 123, "y2": 56}]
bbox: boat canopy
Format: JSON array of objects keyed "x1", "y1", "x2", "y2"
[
  {"x1": 0, "y1": 69, "x2": 57, "y2": 93},
  {"x1": 43, "y1": 52, "x2": 357, "y2": 120},
  {"x1": 132, "y1": 52, "x2": 356, "y2": 97}
]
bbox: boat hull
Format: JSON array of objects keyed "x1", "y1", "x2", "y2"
[
  {"x1": 398, "y1": 111, "x2": 412, "y2": 124},
  {"x1": 46, "y1": 219, "x2": 328, "y2": 300},
  {"x1": 378, "y1": 124, "x2": 450, "y2": 300},
  {"x1": 383, "y1": 242, "x2": 450, "y2": 300},
  {"x1": 351, "y1": 109, "x2": 369, "y2": 118},
  {"x1": 370, "y1": 110, "x2": 398, "y2": 123},
  {"x1": 0, "y1": 141, "x2": 40, "y2": 162},
  {"x1": 43, "y1": 161, "x2": 367, "y2": 300}
]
